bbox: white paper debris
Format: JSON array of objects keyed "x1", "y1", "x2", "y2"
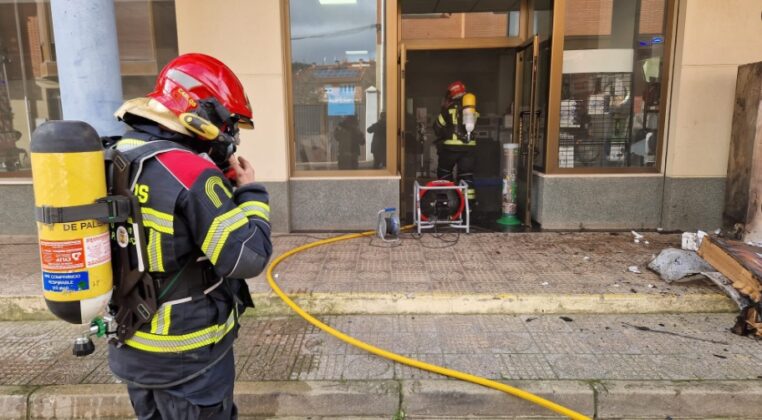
[
  {"x1": 647, "y1": 283, "x2": 655, "y2": 288},
  {"x1": 541, "y1": 281, "x2": 549, "y2": 286},
  {"x1": 681, "y1": 231, "x2": 706, "y2": 251},
  {"x1": 628, "y1": 265, "x2": 642, "y2": 274},
  {"x1": 631, "y1": 231, "x2": 644, "y2": 240},
  {"x1": 583, "y1": 256, "x2": 591, "y2": 261}
]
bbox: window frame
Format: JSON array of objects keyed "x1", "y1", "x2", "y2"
[
  {"x1": 282, "y1": 0, "x2": 399, "y2": 178},
  {"x1": 543, "y1": 0, "x2": 677, "y2": 174}
]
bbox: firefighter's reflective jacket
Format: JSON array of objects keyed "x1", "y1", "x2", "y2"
[
  {"x1": 433, "y1": 98, "x2": 476, "y2": 148},
  {"x1": 107, "y1": 128, "x2": 272, "y2": 388}
]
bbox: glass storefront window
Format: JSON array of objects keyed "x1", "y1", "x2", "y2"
[
  {"x1": 288, "y1": 0, "x2": 386, "y2": 171},
  {"x1": 0, "y1": 0, "x2": 178, "y2": 178},
  {"x1": 558, "y1": 0, "x2": 667, "y2": 169}
]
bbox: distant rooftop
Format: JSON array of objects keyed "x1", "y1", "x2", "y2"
[{"x1": 313, "y1": 68, "x2": 360, "y2": 79}]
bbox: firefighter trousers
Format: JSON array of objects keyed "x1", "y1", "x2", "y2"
[
  {"x1": 127, "y1": 385, "x2": 237, "y2": 420},
  {"x1": 436, "y1": 146, "x2": 476, "y2": 201}
]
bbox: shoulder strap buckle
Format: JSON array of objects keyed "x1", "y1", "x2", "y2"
[
  {"x1": 95, "y1": 195, "x2": 132, "y2": 223},
  {"x1": 35, "y1": 195, "x2": 132, "y2": 225}
]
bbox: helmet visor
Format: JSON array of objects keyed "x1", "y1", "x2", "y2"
[{"x1": 235, "y1": 115, "x2": 254, "y2": 130}]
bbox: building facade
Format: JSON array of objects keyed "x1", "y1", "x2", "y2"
[{"x1": 1, "y1": 0, "x2": 761, "y2": 233}]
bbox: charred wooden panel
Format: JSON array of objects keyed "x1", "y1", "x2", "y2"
[{"x1": 725, "y1": 62, "x2": 762, "y2": 241}]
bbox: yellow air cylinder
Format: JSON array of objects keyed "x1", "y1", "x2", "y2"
[
  {"x1": 31, "y1": 121, "x2": 113, "y2": 324},
  {"x1": 462, "y1": 92, "x2": 476, "y2": 108}
]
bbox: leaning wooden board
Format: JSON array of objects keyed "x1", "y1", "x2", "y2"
[{"x1": 698, "y1": 235, "x2": 762, "y2": 302}]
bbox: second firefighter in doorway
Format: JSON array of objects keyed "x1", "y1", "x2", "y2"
[{"x1": 433, "y1": 80, "x2": 477, "y2": 203}]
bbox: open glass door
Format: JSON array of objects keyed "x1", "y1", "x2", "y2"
[
  {"x1": 514, "y1": 34, "x2": 540, "y2": 226},
  {"x1": 398, "y1": 43, "x2": 410, "y2": 218}
]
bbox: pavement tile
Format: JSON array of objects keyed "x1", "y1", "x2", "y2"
[
  {"x1": 234, "y1": 380, "x2": 399, "y2": 417},
  {"x1": 402, "y1": 379, "x2": 595, "y2": 418},
  {"x1": 595, "y1": 380, "x2": 762, "y2": 419},
  {"x1": 0, "y1": 386, "x2": 29, "y2": 419}
]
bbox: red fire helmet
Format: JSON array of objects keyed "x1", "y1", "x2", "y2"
[
  {"x1": 148, "y1": 53, "x2": 253, "y2": 129},
  {"x1": 447, "y1": 81, "x2": 467, "y2": 99}
]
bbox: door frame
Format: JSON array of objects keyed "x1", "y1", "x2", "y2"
[{"x1": 514, "y1": 35, "x2": 541, "y2": 226}]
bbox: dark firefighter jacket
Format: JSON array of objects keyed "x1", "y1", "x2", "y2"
[
  {"x1": 433, "y1": 98, "x2": 476, "y2": 149},
  {"x1": 107, "y1": 126, "x2": 272, "y2": 402}
]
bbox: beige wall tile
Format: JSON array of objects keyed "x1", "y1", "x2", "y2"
[
  {"x1": 236, "y1": 74, "x2": 289, "y2": 182},
  {"x1": 175, "y1": 0, "x2": 283, "y2": 76},
  {"x1": 667, "y1": 65, "x2": 737, "y2": 177},
  {"x1": 175, "y1": 0, "x2": 289, "y2": 181},
  {"x1": 681, "y1": 0, "x2": 762, "y2": 66}
]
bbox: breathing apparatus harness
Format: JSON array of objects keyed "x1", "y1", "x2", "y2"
[{"x1": 68, "y1": 103, "x2": 243, "y2": 356}]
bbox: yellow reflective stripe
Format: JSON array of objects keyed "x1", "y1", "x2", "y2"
[
  {"x1": 161, "y1": 304, "x2": 171, "y2": 335},
  {"x1": 147, "y1": 229, "x2": 164, "y2": 272},
  {"x1": 205, "y1": 176, "x2": 232, "y2": 209},
  {"x1": 201, "y1": 208, "x2": 248, "y2": 264},
  {"x1": 443, "y1": 139, "x2": 476, "y2": 146},
  {"x1": 125, "y1": 310, "x2": 236, "y2": 353},
  {"x1": 150, "y1": 307, "x2": 159, "y2": 334},
  {"x1": 240, "y1": 201, "x2": 270, "y2": 222},
  {"x1": 115, "y1": 138, "x2": 147, "y2": 152},
  {"x1": 155, "y1": 230, "x2": 164, "y2": 272},
  {"x1": 437, "y1": 114, "x2": 446, "y2": 125},
  {"x1": 141, "y1": 207, "x2": 174, "y2": 234},
  {"x1": 149, "y1": 303, "x2": 172, "y2": 334}
]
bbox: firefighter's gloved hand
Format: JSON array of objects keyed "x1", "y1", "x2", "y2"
[{"x1": 228, "y1": 154, "x2": 256, "y2": 187}]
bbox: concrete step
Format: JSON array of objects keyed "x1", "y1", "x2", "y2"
[
  {"x1": 4, "y1": 379, "x2": 762, "y2": 419},
  {"x1": 0, "y1": 290, "x2": 737, "y2": 321}
]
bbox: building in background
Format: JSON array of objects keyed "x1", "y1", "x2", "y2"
[{"x1": 1, "y1": 0, "x2": 760, "y2": 234}]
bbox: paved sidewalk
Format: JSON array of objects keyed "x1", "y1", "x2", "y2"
[
  {"x1": 0, "y1": 232, "x2": 735, "y2": 320},
  {"x1": 1, "y1": 313, "x2": 762, "y2": 418},
  {"x1": 0, "y1": 231, "x2": 756, "y2": 418}
]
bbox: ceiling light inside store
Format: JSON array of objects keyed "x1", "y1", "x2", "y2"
[{"x1": 319, "y1": 0, "x2": 357, "y2": 5}]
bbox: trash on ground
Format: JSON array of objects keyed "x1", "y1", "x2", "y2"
[
  {"x1": 681, "y1": 230, "x2": 707, "y2": 251},
  {"x1": 541, "y1": 281, "x2": 549, "y2": 286},
  {"x1": 701, "y1": 271, "x2": 751, "y2": 310},
  {"x1": 647, "y1": 283, "x2": 655, "y2": 288},
  {"x1": 631, "y1": 231, "x2": 644, "y2": 240},
  {"x1": 628, "y1": 265, "x2": 642, "y2": 274},
  {"x1": 583, "y1": 256, "x2": 591, "y2": 261},
  {"x1": 648, "y1": 248, "x2": 714, "y2": 283}
]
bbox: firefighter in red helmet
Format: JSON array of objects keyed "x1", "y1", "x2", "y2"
[
  {"x1": 109, "y1": 53, "x2": 272, "y2": 419},
  {"x1": 433, "y1": 80, "x2": 477, "y2": 203}
]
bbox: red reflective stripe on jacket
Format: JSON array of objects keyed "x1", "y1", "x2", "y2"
[{"x1": 156, "y1": 150, "x2": 217, "y2": 189}]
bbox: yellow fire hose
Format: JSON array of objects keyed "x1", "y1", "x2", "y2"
[{"x1": 266, "y1": 229, "x2": 591, "y2": 420}]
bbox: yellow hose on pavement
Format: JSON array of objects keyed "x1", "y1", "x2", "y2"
[{"x1": 266, "y1": 229, "x2": 591, "y2": 420}]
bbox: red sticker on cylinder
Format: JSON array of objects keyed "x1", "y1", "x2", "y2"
[{"x1": 40, "y1": 239, "x2": 86, "y2": 271}]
